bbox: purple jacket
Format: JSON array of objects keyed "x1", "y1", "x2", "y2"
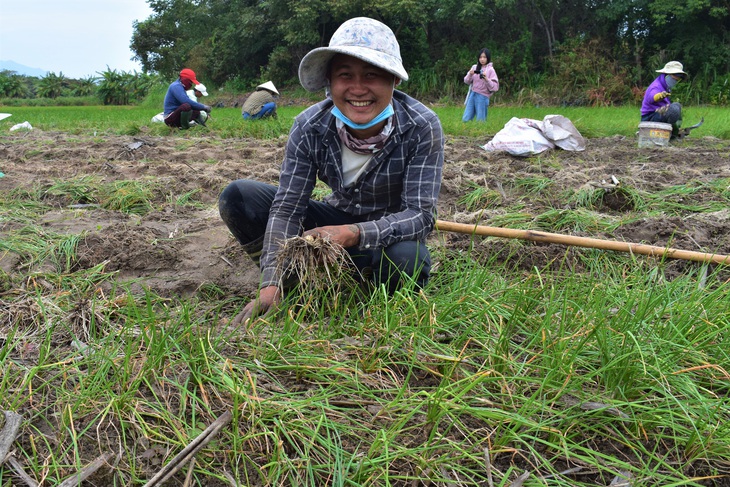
[
  {"x1": 641, "y1": 75, "x2": 670, "y2": 116},
  {"x1": 464, "y1": 63, "x2": 499, "y2": 97}
]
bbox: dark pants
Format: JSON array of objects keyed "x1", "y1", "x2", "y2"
[
  {"x1": 218, "y1": 179, "x2": 431, "y2": 294},
  {"x1": 164, "y1": 103, "x2": 202, "y2": 128},
  {"x1": 641, "y1": 102, "x2": 682, "y2": 135}
]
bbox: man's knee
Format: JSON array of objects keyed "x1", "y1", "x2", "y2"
[
  {"x1": 218, "y1": 181, "x2": 243, "y2": 225},
  {"x1": 220, "y1": 180, "x2": 268, "y2": 219}
]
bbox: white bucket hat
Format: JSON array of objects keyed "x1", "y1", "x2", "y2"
[
  {"x1": 194, "y1": 83, "x2": 208, "y2": 96},
  {"x1": 256, "y1": 81, "x2": 279, "y2": 95},
  {"x1": 298, "y1": 17, "x2": 408, "y2": 92},
  {"x1": 657, "y1": 61, "x2": 688, "y2": 78}
]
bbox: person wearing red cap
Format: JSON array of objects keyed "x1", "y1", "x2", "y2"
[{"x1": 163, "y1": 68, "x2": 212, "y2": 129}]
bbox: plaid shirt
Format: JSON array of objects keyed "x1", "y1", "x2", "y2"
[{"x1": 260, "y1": 90, "x2": 444, "y2": 287}]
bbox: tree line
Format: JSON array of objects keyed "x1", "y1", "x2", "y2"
[
  {"x1": 2, "y1": 1, "x2": 727, "y2": 107},
  {"x1": 130, "y1": 0, "x2": 730, "y2": 105},
  {"x1": 0, "y1": 69, "x2": 159, "y2": 106}
]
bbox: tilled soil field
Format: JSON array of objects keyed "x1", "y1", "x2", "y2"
[
  {"x1": 2, "y1": 130, "x2": 729, "y2": 299},
  {"x1": 1, "y1": 128, "x2": 730, "y2": 485}
]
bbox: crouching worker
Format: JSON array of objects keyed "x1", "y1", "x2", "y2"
[
  {"x1": 219, "y1": 17, "x2": 445, "y2": 326},
  {"x1": 241, "y1": 81, "x2": 279, "y2": 119},
  {"x1": 163, "y1": 68, "x2": 212, "y2": 129},
  {"x1": 641, "y1": 61, "x2": 688, "y2": 137}
]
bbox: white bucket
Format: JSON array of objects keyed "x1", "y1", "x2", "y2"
[{"x1": 637, "y1": 122, "x2": 671, "y2": 148}]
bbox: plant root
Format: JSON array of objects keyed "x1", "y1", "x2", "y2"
[{"x1": 276, "y1": 234, "x2": 357, "y2": 290}]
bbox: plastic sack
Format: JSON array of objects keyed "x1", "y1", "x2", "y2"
[
  {"x1": 151, "y1": 112, "x2": 165, "y2": 123},
  {"x1": 10, "y1": 121, "x2": 32, "y2": 131},
  {"x1": 483, "y1": 115, "x2": 585, "y2": 156}
]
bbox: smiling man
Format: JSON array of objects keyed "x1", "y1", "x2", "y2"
[{"x1": 218, "y1": 17, "x2": 445, "y2": 325}]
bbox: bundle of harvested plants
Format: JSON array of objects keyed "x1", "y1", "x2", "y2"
[{"x1": 275, "y1": 234, "x2": 358, "y2": 291}]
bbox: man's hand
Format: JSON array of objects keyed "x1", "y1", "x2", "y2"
[
  {"x1": 653, "y1": 91, "x2": 670, "y2": 102},
  {"x1": 303, "y1": 224, "x2": 360, "y2": 248},
  {"x1": 231, "y1": 285, "x2": 280, "y2": 327}
]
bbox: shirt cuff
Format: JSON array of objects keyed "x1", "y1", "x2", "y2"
[
  {"x1": 355, "y1": 221, "x2": 380, "y2": 250},
  {"x1": 260, "y1": 267, "x2": 278, "y2": 289}
]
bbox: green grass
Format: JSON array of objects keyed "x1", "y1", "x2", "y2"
[
  {"x1": 2, "y1": 103, "x2": 729, "y2": 139},
  {"x1": 1, "y1": 249, "x2": 728, "y2": 485}
]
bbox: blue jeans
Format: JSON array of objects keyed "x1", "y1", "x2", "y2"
[
  {"x1": 243, "y1": 102, "x2": 276, "y2": 120},
  {"x1": 218, "y1": 179, "x2": 431, "y2": 294},
  {"x1": 462, "y1": 91, "x2": 490, "y2": 122}
]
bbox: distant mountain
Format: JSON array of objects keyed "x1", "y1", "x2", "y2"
[{"x1": 0, "y1": 60, "x2": 48, "y2": 78}]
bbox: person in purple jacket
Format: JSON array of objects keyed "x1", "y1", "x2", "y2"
[
  {"x1": 641, "y1": 61, "x2": 688, "y2": 136},
  {"x1": 163, "y1": 68, "x2": 212, "y2": 129},
  {"x1": 462, "y1": 48, "x2": 499, "y2": 122}
]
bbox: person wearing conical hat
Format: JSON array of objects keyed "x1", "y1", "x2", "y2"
[
  {"x1": 241, "y1": 81, "x2": 279, "y2": 120},
  {"x1": 641, "y1": 61, "x2": 688, "y2": 137},
  {"x1": 219, "y1": 17, "x2": 444, "y2": 326}
]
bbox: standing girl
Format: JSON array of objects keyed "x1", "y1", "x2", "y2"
[{"x1": 462, "y1": 48, "x2": 499, "y2": 122}]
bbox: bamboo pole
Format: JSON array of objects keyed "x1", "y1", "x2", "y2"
[{"x1": 435, "y1": 220, "x2": 730, "y2": 266}]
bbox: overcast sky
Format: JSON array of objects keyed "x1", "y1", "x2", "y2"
[{"x1": 0, "y1": 0, "x2": 154, "y2": 78}]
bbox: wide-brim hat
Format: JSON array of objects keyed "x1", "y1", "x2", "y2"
[
  {"x1": 298, "y1": 17, "x2": 408, "y2": 92},
  {"x1": 179, "y1": 68, "x2": 200, "y2": 85},
  {"x1": 657, "y1": 61, "x2": 688, "y2": 78},
  {"x1": 194, "y1": 83, "x2": 208, "y2": 96},
  {"x1": 257, "y1": 81, "x2": 279, "y2": 95}
]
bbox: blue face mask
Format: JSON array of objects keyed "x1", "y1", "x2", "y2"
[
  {"x1": 331, "y1": 104, "x2": 394, "y2": 130},
  {"x1": 665, "y1": 75, "x2": 678, "y2": 89}
]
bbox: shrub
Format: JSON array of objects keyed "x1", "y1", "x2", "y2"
[
  {"x1": 543, "y1": 38, "x2": 632, "y2": 106},
  {"x1": 708, "y1": 75, "x2": 730, "y2": 106}
]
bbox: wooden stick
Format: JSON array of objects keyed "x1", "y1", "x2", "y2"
[
  {"x1": 183, "y1": 458, "x2": 196, "y2": 487},
  {"x1": 0, "y1": 411, "x2": 22, "y2": 464},
  {"x1": 57, "y1": 452, "x2": 116, "y2": 487},
  {"x1": 436, "y1": 220, "x2": 730, "y2": 266},
  {"x1": 143, "y1": 410, "x2": 232, "y2": 487},
  {"x1": 4, "y1": 455, "x2": 39, "y2": 487}
]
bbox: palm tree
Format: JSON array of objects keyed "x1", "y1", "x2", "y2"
[
  {"x1": 96, "y1": 68, "x2": 131, "y2": 105},
  {"x1": 73, "y1": 76, "x2": 98, "y2": 97},
  {"x1": 0, "y1": 70, "x2": 31, "y2": 98},
  {"x1": 37, "y1": 72, "x2": 67, "y2": 98}
]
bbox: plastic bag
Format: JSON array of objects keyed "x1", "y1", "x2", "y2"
[
  {"x1": 10, "y1": 121, "x2": 32, "y2": 131},
  {"x1": 483, "y1": 115, "x2": 585, "y2": 156}
]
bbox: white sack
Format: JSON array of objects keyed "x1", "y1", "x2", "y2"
[{"x1": 483, "y1": 115, "x2": 585, "y2": 156}]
